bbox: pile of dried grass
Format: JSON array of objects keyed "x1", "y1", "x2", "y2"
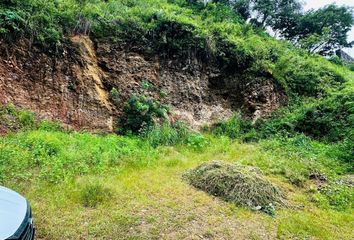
[{"x1": 184, "y1": 161, "x2": 285, "y2": 208}]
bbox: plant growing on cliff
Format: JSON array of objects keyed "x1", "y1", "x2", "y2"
[
  {"x1": 119, "y1": 94, "x2": 169, "y2": 135},
  {"x1": 109, "y1": 87, "x2": 120, "y2": 105},
  {"x1": 0, "y1": 9, "x2": 24, "y2": 39}
]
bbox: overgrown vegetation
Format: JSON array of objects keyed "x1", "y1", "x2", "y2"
[
  {"x1": 0, "y1": 107, "x2": 353, "y2": 238},
  {"x1": 0, "y1": 0, "x2": 353, "y2": 238},
  {"x1": 80, "y1": 182, "x2": 112, "y2": 208},
  {"x1": 119, "y1": 94, "x2": 169, "y2": 134},
  {"x1": 0, "y1": 104, "x2": 61, "y2": 132},
  {"x1": 210, "y1": 91, "x2": 353, "y2": 168},
  {"x1": 1, "y1": 0, "x2": 352, "y2": 96}
]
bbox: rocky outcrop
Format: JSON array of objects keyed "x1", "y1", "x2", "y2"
[
  {"x1": 0, "y1": 37, "x2": 113, "y2": 131},
  {"x1": 0, "y1": 36, "x2": 286, "y2": 131}
]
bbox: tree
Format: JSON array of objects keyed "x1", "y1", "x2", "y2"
[
  {"x1": 209, "y1": 0, "x2": 303, "y2": 30},
  {"x1": 270, "y1": 0, "x2": 302, "y2": 36},
  {"x1": 252, "y1": 0, "x2": 276, "y2": 28},
  {"x1": 194, "y1": 1, "x2": 354, "y2": 55},
  {"x1": 281, "y1": 4, "x2": 354, "y2": 55},
  {"x1": 232, "y1": 0, "x2": 252, "y2": 20}
]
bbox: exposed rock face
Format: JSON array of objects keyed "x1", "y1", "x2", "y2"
[
  {"x1": 0, "y1": 36, "x2": 286, "y2": 131},
  {"x1": 0, "y1": 37, "x2": 113, "y2": 131}
]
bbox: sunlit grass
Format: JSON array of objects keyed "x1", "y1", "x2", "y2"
[{"x1": 1, "y1": 130, "x2": 351, "y2": 239}]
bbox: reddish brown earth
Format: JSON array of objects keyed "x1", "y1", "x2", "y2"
[
  {"x1": 0, "y1": 126, "x2": 6, "y2": 136},
  {"x1": 0, "y1": 36, "x2": 286, "y2": 131}
]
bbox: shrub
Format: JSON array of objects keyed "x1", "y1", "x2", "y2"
[
  {"x1": 333, "y1": 136, "x2": 354, "y2": 168},
  {"x1": 255, "y1": 92, "x2": 353, "y2": 144},
  {"x1": 152, "y1": 19, "x2": 204, "y2": 58},
  {"x1": 17, "y1": 111, "x2": 36, "y2": 129},
  {"x1": 273, "y1": 55, "x2": 346, "y2": 97},
  {"x1": 109, "y1": 87, "x2": 120, "y2": 105},
  {"x1": 329, "y1": 55, "x2": 344, "y2": 66},
  {"x1": 186, "y1": 133, "x2": 208, "y2": 151},
  {"x1": 294, "y1": 93, "x2": 354, "y2": 142},
  {"x1": 80, "y1": 182, "x2": 112, "y2": 208},
  {"x1": 184, "y1": 161, "x2": 285, "y2": 209},
  {"x1": 211, "y1": 113, "x2": 254, "y2": 140},
  {"x1": 348, "y1": 63, "x2": 354, "y2": 71},
  {"x1": 0, "y1": 9, "x2": 25, "y2": 39},
  {"x1": 119, "y1": 94, "x2": 169, "y2": 134},
  {"x1": 142, "y1": 121, "x2": 189, "y2": 147}
]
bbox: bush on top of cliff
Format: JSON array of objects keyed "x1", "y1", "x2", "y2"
[{"x1": 0, "y1": 0, "x2": 351, "y2": 98}]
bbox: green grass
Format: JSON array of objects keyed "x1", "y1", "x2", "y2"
[
  {"x1": 1, "y1": 1, "x2": 353, "y2": 239},
  {"x1": 1, "y1": 129, "x2": 353, "y2": 239},
  {"x1": 0, "y1": 130, "x2": 159, "y2": 184}
]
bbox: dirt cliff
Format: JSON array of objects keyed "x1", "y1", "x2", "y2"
[{"x1": 0, "y1": 36, "x2": 285, "y2": 131}]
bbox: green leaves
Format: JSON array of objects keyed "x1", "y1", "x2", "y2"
[
  {"x1": 119, "y1": 94, "x2": 169, "y2": 135},
  {"x1": 280, "y1": 3, "x2": 354, "y2": 55},
  {"x1": 0, "y1": 9, "x2": 25, "y2": 37}
]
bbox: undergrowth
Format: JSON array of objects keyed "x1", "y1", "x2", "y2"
[
  {"x1": 1, "y1": 0, "x2": 352, "y2": 98},
  {"x1": 0, "y1": 1, "x2": 353, "y2": 237},
  {"x1": 80, "y1": 182, "x2": 112, "y2": 208},
  {"x1": 1, "y1": 103, "x2": 352, "y2": 212},
  {"x1": 0, "y1": 130, "x2": 158, "y2": 184}
]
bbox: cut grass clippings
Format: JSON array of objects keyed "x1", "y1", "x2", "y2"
[{"x1": 184, "y1": 161, "x2": 285, "y2": 212}]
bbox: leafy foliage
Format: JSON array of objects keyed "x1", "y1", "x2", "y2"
[
  {"x1": 109, "y1": 87, "x2": 120, "y2": 105},
  {"x1": 211, "y1": 113, "x2": 255, "y2": 140},
  {"x1": 257, "y1": 93, "x2": 354, "y2": 143},
  {"x1": 289, "y1": 4, "x2": 354, "y2": 55},
  {"x1": 119, "y1": 94, "x2": 169, "y2": 135},
  {"x1": 0, "y1": 9, "x2": 25, "y2": 39},
  {"x1": 201, "y1": 1, "x2": 353, "y2": 55},
  {"x1": 294, "y1": 94, "x2": 353, "y2": 142}
]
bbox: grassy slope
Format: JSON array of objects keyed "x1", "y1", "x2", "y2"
[
  {"x1": 1, "y1": 0, "x2": 353, "y2": 239},
  {"x1": 0, "y1": 130, "x2": 353, "y2": 239}
]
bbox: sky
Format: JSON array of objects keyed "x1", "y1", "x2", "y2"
[{"x1": 304, "y1": 0, "x2": 354, "y2": 57}]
